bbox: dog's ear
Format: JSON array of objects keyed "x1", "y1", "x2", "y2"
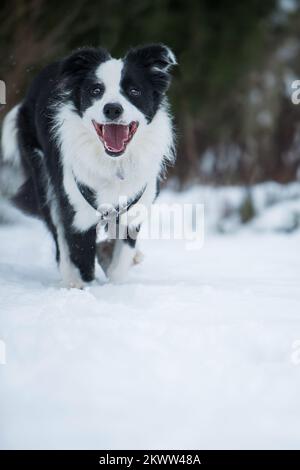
[
  {"x1": 126, "y1": 44, "x2": 177, "y2": 72},
  {"x1": 125, "y1": 44, "x2": 177, "y2": 93},
  {"x1": 61, "y1": 47, "x2": 110, "y2": 77}
]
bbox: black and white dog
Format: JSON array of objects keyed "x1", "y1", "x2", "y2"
[{"x1": 0, "y1": 44, "x2": 176, "y2": 287}]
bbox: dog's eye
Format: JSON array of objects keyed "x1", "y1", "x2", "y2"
[
  {"x1": 128, "y1": 87, "x2": 141, "y2": 97},
  {"x1": 90, "y1": 85, "x2": 104, "y2": 97}
]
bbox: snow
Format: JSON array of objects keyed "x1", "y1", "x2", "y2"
[
  {"x1": 162, "y1": 182, "x2": 300, "y2": 234},
  {"x1": 1, "y1": 192, "x2": 300, "y2": 450}
]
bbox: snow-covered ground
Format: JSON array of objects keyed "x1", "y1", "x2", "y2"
[{"x1": 1, "y1": 191, "x2": 300, "y2": 450}]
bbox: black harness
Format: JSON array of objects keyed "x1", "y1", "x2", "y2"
[{"x1": 73, "y1": 175, "x2": 146, "y2": 219}]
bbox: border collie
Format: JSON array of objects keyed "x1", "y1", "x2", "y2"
[{"x1": 0, "y1": 44, "x2": 176, "y2": 288}]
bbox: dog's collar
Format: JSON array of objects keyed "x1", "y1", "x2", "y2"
[{"x1": 73, "y1": 173, "x2": 146, "y2": 217}]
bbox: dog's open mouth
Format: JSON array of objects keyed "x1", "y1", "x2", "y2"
[{"x1": 92, "y1": 121, "x2": 139, "y2": 156}]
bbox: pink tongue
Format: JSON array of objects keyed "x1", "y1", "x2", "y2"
[{"x1": 103, "y1": 124, "x2": 129, "y2": 152}]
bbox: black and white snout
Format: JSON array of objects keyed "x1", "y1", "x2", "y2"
[{"x1": 103, "y1": 103, "x2": 123, "y2": 121}]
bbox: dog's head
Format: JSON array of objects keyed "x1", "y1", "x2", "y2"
[{"x1": 60, "y1": 45, "x2": 176, "y2": 158}]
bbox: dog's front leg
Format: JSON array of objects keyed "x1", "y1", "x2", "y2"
[
  {"x1": 55, "y1": 221, "x2": 97, "y2": 289},
  {"x1": 106, "y1": 181, "x2": 156, "y2": 282},
  {"x1": 106, "y1": 235, "x2": 138, "y2": 283}
]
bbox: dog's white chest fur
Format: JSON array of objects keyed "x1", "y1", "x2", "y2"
[{"x1": 55, "y1": 102, "x2": 173, "y2": 231}]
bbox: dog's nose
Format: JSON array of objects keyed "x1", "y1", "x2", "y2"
[{"x1": 103, "y1": 103, "x2": 123, "y2": 121}]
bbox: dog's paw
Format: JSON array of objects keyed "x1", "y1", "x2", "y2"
[
  {"x1": 61, "y1": 278, "x2": 85, "y2": 290},
  {"x1": 133, "y1": 249, "x2": 144, "y2": 265},
  {"x1": 60, "y1": 262, "x2": 85, "y2": 289}
]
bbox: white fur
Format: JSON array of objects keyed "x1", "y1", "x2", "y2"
[
  {"x1": 1, "y1": 104, "x2": 21, "y2": 165},
  {"x1": 151, "y1": 45, "x2": 177, "y2": 72},
  {"x1": 164, "y1": 46, "x2": 177, "y2": 67},
  {"x1": 106, "y1": 239, "x2": 135, "y2": 283},
  {"x1": 0, "y1": 104, "x2": 26, "y2": 197},
  {"x1": 50, "y1": 199, "x2": 85, "y2": 289}
]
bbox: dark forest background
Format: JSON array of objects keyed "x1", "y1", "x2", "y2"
[{"x1": 1, "y1": 0, "x2": 300, "y2": 187}]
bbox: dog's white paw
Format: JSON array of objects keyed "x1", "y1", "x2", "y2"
[
  {"x1": 60, "y1": 261, "x2": 85, "y2": 289},
  {"x1": 133, "y1": 249, "x2": 144, "y2": 265},
  {"x1": 61, "y1": 278, "x2": 85, "y2": 290}
]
